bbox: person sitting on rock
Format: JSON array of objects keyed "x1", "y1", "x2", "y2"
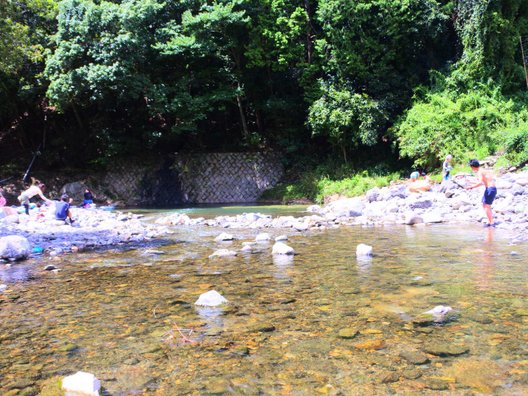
[
  {"x1": 17, "y1": 180, "x2": 51, "y2": 215},
  {"x1": 83, "y1": 188, "x2": 94, "y2": 208},
  {"x1": 55, "y1": 194, "x2": 75, "y2": 224},
  {"x1": 0, "y1": 187, "x2": 6, "y2": 207},
  {"x1": 408, "y1": 171, "x2": 432, "y2": 193}
]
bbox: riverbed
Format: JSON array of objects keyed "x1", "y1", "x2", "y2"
[{"x1": 1, "y1": 209, "x2": 528, "y2": 395}]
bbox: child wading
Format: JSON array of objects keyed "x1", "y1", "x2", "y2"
[{"x1": 465, "y1": 159, "x2": 497, "y2": 227}]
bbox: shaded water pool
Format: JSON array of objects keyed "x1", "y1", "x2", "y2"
[{"x1": 1, "y1": 221, "x2": 528, "y2": 395}]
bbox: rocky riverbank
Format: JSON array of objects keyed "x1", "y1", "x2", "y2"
[
  {"x1": 156, "y1": 169, "x2": 528, "y2": 244},
  {"x1": 0, "y1": 206, "x2": 169, "y2": 261},
  {"x1": 2, "y1": 168, "x2": 527, "y2": 261}
]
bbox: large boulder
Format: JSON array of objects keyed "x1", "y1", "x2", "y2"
[
  {"x1": 0, "y1": 235, "x2": 30, "y2": 261},
  {"x1": 324, "y1": 198, "x2": 365, "y2": 217},
  {"x1": 408, "y1": 198, "x2": 433, "y2": 210},
  {"x1": 365, "y1": 188, "x2": 381, "y2": 203},
  {"x1": 61, "y1": 181, "x2": 86, "y2": 204}
]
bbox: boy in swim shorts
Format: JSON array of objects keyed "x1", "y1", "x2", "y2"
[{"x1": 466, "y1": 159, "x2": 497, "y2": 226}]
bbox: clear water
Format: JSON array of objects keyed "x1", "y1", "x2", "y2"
[{"x1": 1, "y1": 212, "x2": 528, "y2": 395}]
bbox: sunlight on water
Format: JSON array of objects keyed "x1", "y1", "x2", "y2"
[{"x1": 1, "y1": 216, "x2": 528, "y2": 395}]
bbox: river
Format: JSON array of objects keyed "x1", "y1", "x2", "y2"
[{"x1": 1, "y1": 206, "x2": 527, "y2": 395}]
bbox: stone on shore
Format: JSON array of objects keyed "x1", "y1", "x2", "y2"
[{"x1": 0, "y1": 235, "x2": 30, "y2": 261}]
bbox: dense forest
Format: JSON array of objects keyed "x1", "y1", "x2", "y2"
[{"x1": 1, "y1": 0, "x2": 528, "y2": 177}]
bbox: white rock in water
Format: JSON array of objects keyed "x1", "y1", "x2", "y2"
[
  {"x1": 255, "y1": 233, "x2": 271, "y2": 242},
  {"x1": 275, "y1": 235, "x2": 288, "y2": 241},
  {"x1": 356, "y1": 243, "x2": 373, "y2": 257},
  {"x1": 240, "y1": 245, "x2": 252, "y2": 252},
  {"x1": 62, "y1": 371, "x2": 101, "y2": 396},
  {"x1": 209, "y1": 249, "x2": 237, "y2": 258},
  {"x1": 272, "y1": 242, "x2": 295, "y2": 255},
  {"x1": 195, "y1": 290, "x2": 228, "y2": 307},
  {"x1": 424, "y1": 305, "x2": 452, "y2": 316},
  {"x1": 215, "y1": 232, "x2": 234, "y2": 241}
]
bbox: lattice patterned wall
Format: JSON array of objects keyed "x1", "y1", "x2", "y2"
[
  {"x1": 174, "y1": 152, "x2": 283, "y2": 204},
  {"x1": 101, "y1": 152, "x2": 283, "y2": 205}
]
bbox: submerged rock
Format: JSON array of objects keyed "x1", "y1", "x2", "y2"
[
  {"x1": 424, "y1": 342, "x2": 469, "y2": 357},
  {"x1": 399, "y1": 349, "x2": 430, "y2": 365},
  {"x1": 338, "y1": 328, "x2": 359, "y2": 339}
]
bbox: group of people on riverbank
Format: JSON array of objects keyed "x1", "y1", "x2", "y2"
[
  {"x1": 0, "y1": 178, "x2": 95, "y2": 225},
  {"x1": 408, "y1": 155, "x2": 498, "y2": 227}
]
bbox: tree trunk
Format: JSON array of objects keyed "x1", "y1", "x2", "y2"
[
  {"x1": 304, "y1": 0, "x2": 314, "y2": 64},
  {"x1": 71, "y1": 101, "x2": 85, "y2": 132},
  {"x1": 236, "y1": 92, "x2": 250, "y2": 138}
]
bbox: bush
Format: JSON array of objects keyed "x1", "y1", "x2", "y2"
[
  {"x1": 394, "y1": 85, "x2": 515, "y2": 168},
  {"x1": 502, "y1": 126, "x2": 528, "y2": 166},
  {"x1": 260, "y1": 168, "x2": 400, "y2": 204}
]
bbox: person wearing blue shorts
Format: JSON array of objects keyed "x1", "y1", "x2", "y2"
[{"x1": 466, "y1": 159, "x2": 497, "y2": 227}]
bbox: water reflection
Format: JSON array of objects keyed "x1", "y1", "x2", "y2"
[
  {"x1": 355, "y1": 256, "x2": 372, "y2": 271},
  {"x1": 0, "y1": 263, "x2": 32, "y2": 282},
  {"x1": 475, "y1": 227, "x2": 495, "y2": 291}
]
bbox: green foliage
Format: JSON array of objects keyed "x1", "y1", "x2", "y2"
[
  {"x1": 45, "y1": 0, "x2": 164, "y2": 108},
  {"x1": 307, "y1": 84, "x2": 386, "y2": 161},
  {"x1": 394, "y1": 82, "x2": 519, "y2": 168},
  {"x1": 315, "y1": 172, "x2": 399, "y2": 203},
  {"x1": 501, "y1": 124, "x2": 528, "y2": 165},
  {"x1": 261, "y1": 163, "x2": 400, "y2": 204}
]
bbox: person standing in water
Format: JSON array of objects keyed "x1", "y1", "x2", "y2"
[{"x1": 466, "y1": 159, "x2": 497, "y2": 227}]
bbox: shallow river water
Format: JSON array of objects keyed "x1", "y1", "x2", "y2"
[{"x1": 1, "y1": 207, "x2": 528, "y2": 395}]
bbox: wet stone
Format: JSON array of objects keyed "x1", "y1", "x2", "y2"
[
  {"x1": 338, "y1": 328, "x2": 359, "y2": 339},
  {"x1": 380, "y1": 371, "x2": 400, "y2": 384},
  {"x1": 467, "y1": 313, "x2": 493, "y2": 324},
  {"x1": 402, "y1": 368, "x2": 422, "y2": 380},
  {"x1": 425, "y1": 378, "x2": 450, "y2": 390},
  {"x1": 399, "y1": 349, "x2": 430, "y2": 365},
  {"x1": 6, "y1": 378, "x2": 36, "y2": 390},
  {"x1": 424, "y1": 343, "x2": 469, "y2": 357},
  {"x1": 249, "y1": 323, "x2": 276, "y2": 333}
]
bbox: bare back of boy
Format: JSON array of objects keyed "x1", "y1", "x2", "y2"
[{"x1": 478, "y1": 168, "x2": 496, "y2": 188}]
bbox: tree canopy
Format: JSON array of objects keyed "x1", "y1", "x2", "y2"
[{"x1": 1, "y1": 0, "x2": 528, "y2": 170}]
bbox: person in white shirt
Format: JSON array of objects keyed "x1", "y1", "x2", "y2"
[{"x1": 17, "y1": 181, "x2": 51, "y2": 215}]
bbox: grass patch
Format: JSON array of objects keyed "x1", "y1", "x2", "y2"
[{"x1": 260, "y1": 170, "x2": 400, "y2": 204}]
